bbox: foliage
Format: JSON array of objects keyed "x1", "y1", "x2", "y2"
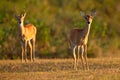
[{"x1": 0, "y1": 0, "x2": 120, "y2": 59}]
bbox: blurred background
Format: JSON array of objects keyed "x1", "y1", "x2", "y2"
[{"x1": 0, "y1": 0, "x2": 120, "y2": 59}]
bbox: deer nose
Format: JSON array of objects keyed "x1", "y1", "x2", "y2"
[
  {"x1": 88, "y1": 22, "x2": 90, "y2": 24},
  {"x1": 19, "y1": 21, "x2": 21, "y2": 24}
]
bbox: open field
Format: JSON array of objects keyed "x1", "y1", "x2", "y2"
[{"x1": 0, "y1": 58, "x2": 120, "y2": 80}]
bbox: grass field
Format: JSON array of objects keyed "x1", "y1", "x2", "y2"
[{"x1": 0, "y1": 58, "x2": 120, "y2": 80}]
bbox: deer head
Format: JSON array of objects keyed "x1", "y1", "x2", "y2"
[{"x1": 80, "y1": 11, "x2": 96, "y2": 24}]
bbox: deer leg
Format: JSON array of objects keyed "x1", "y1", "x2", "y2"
[
  {"x1": 84, "y1": 45, "x2": 89, "y2": 70},
  {"x1": 77, "y1": 46, "x2": 81, "y2": 68},
  {"x1": 28, "y1": 41, "x2": 33, "y2": 62},
  {"x1": 21, "y1": 42, "x2": 24, "y2": 63},
  {"x1": 24, "y1": 41, "x2": 28, "y2": 62},
  {"x1": 73, "y1": 46, "x2": 77, "y2": 70},
  {"x1": 80, "y1": 45, "x2": 85, "y2": 70},
  {"x1": 32, "y1": 37, "x2": 36, "y2": 61}
]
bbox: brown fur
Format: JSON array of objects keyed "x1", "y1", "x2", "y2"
[
  {"x1": 15, "y1": 13, "x2": 37, "y2": 62},
  {"x1": 23, "y1": 24, "x2": 37, "y2": 40},
  {"x1": 69, "y1": 11, "x2": 96, "y2": 70}
]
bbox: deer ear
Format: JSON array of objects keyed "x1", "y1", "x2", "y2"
[
  {"x1": 22, "y1": 12, "x2": 26, "y2": 18},
  {"x1": 91, "y1": 10, "x2": 96, "y2": 17},
  {"x1": 80, "y1": 11, "x2": 86, "y2": 17},
  {"x1": 14, "y1": 7, "x2": 19, "y2": 19},
  {"x1": 14, "y1": 14, "x2": 18, "y2": 19}
]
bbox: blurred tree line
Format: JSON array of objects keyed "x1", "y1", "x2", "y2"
[{"x1": 0, "y1": 0, "x2": 120, "y2": 59}]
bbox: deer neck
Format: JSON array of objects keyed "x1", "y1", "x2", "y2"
[
  {"x1": 83, "y1": 23, "x2": 91, "y2": 38},
  {"x1": 18, "y1": 22, "x2": 25, "y2": 35}
]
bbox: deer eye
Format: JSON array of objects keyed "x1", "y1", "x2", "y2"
[{"x1": 85, "y1": 16, "x2": 88, "y2": 19}]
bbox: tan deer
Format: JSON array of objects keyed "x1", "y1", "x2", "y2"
[
  {"x1": 69, "y1": 11, "x2": 96, "y2": 70},
  {"x1": 14, "y1": 12, "x2": 37, "y2": 62}
]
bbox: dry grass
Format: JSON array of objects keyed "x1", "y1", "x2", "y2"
[{"x1": 0, "y1": 58, "x2": 120, "y2": 80}]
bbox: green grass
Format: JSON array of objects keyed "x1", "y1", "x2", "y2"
[{"x1": 0, "y1": 58, "x2": 120, "y2": 80}]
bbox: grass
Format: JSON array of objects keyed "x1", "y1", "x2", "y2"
[{"x1": 0, "y1": 58, "x2": 120, "y2": 80}]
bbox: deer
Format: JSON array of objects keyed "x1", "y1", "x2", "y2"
[
  {"x1": 69, "y1": 11, "x2": 96, "y2": 70},
  {"x1": 14, "y1": 12, "x2": 37, "y2": 62}
]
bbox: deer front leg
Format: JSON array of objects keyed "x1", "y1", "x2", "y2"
[
  {"x1": 21, "y1": 42, "x2": 24, "y2": 63},
  {"x1": 24, "y1": 41, "x2": 28, "y2": 62},
  {"x1": 73, "y1": 46, "x2": 77, "y2": 70},
  {"x1": 80, "y1": 45, "x2": 85, "y2": 70},
  {"x1": 77, "y1": 46, "x2": 81, "y2": 68},
  {"x1": 84, "y1": 45, "x2": 89, "y2": 70}
]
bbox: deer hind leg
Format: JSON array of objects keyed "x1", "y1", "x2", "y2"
[
  {"x1": 32, "y1": 36, "x2": 36, "y2": 61},
  {"x1": 80, "y1": 45, "x2": 85, "y2": 70},
  {"x1": 73, "y1": 46, "x2": 77, "y2": 70},
  {"x1": 28, "y1": 41, "x2": 33, "y2": 62},
  {"x1": 84, "y1": 45, "x2": 89, "y2": 70}
]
